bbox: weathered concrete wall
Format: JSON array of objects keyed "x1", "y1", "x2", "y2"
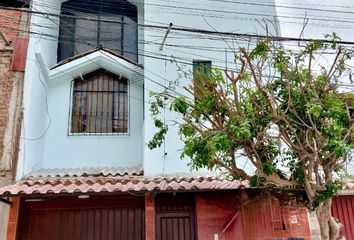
[
  {"x1": 0, "y1": 202, "x2": 10, "y2": 240},
  {"x1": 0, "y1": 49, "x2": 23, "y2": 186}
]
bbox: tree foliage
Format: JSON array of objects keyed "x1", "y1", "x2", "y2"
[{"x1": 149, "y1": 35, "x2": 354, "y2": 240}]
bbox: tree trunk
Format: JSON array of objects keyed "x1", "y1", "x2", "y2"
[{"x1": 316, "y1": 198, "x2": 340, "y2": 240}]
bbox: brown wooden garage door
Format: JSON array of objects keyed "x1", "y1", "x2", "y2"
[
  {"x1": 19, "y1": 196, "x2": 145, "y2": 240},
  {"x1": 155, "y1": 193, "x2": 196, "y2": 240}
]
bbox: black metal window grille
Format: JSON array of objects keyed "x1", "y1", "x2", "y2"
[
  {"x1": 71, "y1": 69, "x2": 128, "y2": 135},
  {"x1": 58, "y1": 0, "x2": 138, "y2": 62}
]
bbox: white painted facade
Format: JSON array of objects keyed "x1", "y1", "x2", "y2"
[{"x1": 16, "y1": 0, "x2": 280, "y2": 179}]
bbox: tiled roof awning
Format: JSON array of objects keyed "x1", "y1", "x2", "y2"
[{"x1": 0, "y1": 176, "x2": 249, "y2": 196}]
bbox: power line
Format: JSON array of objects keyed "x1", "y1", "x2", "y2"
[
  {"x1": 9, "y1": 0, "x2": 354, "y2": 34},
  {"x1": 1, "y1": 4, "x2": 353, "y2": 88},
  {"x1": 24, "y1": 0, "x2": 354, "y2": 30},
  {"x1": 6, "y1": 0, "x2": 354, "y2": 38},
  {"x1": 3, "y1": 5, "x2": 354, "y2": 47},
  {"x1": 169, "y1": 0, "x2": 354, "y2": 16},
  {"x1": 30, "y1": 0, "x2": 354, "y2": 16}
]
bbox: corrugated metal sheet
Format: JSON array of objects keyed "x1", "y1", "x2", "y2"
[
  {"x1": 24, "y1": 165, "x2": 144, "y2": 178},
  {"x1": 0, "y1": 176, "x2": 249, "y2": 196},
  {"x1": 11, "y1": 36, "x2": 28, "y2": 71},
  {"x1": 332, "y1": 196, "x2": 354, "y2": 240}
]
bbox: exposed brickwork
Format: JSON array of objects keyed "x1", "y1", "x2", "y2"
[
  {"x1": 0, "y1": 8, "x2": 27, "y2": 187},
  {"x1": 0, "y1": 10, "x2": 22, "y2": 47}
]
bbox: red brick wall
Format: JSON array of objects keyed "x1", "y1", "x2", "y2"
[
  {"x1": 0, "y1": 9, "x2": 22, "y2": 46},
  {"x1": 0, "y1": 8, "x2": 27, "y2": 185},
  {"x1": 196, "y1": 191, "x2": 311, "y2": 240}
]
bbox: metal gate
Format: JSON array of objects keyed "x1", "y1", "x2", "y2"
[
  {"x1": 19, "y1": 196, "x2": 145, "y2": 240},
  {"x1": 155, "y1": 193, "x2": 196, "y2": 240},
  {"x1": 332, "y1": 196, "x2": 354, "y2": 240}
]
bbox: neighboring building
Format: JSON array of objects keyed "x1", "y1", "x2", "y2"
[
  {"x1": 0, "y1": 0, "x2": 314, "y2": 239},
  {"x1": 0, "y1": 1, "x2": 30, "y2": 239}
]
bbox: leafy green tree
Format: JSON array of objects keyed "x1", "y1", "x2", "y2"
[{"x1": 149, "y1": 36, "x2": 354, "y2": 240}]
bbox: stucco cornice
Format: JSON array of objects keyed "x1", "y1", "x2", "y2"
[{"x1": 49, "y1": 50, "x2": 143, "y2": 86}]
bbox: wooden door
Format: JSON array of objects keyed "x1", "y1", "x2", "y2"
[
  {"x1": 155, "y1": 193, "x2": 196, "y2": 240},
  {"x1": 19, "y1": 196, "x2": 144, "y2": 240}
]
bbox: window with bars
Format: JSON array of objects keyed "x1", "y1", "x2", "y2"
[
  {"x1": 58, "y1": 0, "x2": 138, "y2": 62},
  {"x1": 71, "y1": 69, "x2": 128, "y2": 135}
]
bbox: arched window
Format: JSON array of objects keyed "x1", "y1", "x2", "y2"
[
  {"x1": 71, "y1": 69, "x2": 128, "y2": 134},
  {"x1": 58, "y1": 0, "x2": 138, "y2": 62}
]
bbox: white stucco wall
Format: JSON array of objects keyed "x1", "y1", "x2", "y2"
[
  {"x1": 18, "y1": 0, "x2": 280, "y2": 177},
  {"x1": 42, "y1": 72, "x2": 144, "y2": 169},
  {"x1": 143, "y1": 0, "x2": 280, "y2": 175},
  {"x1": 17, "y1": 0, "x2": 145, "y2": 177},
  {"x1": 17, "y1": 0, "x2": 61, "y2": 178}
]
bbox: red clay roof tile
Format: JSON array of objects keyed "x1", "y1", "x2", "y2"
[{"x1": 0, "y1": 176, "x2": 249, "y2": 196}]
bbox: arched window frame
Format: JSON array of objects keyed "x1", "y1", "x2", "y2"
[{"x1": 68, "y1": 69, "x2": 130, "y2": 136}]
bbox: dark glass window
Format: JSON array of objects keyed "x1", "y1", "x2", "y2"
[
  {"x1": 193, "y1": 60, "x2": 212, "y2": 101},
  {"x1": 71, "y1": 69, "x2": 128, "y2": 134},
  {"x1": 58, "y1": 0, "x2": 138, "y2": 62},
  {"x1": 0, "y1": 0, "x2": 29, "y2": 8},
  {"x1": 193, "y1": 60, "x2": 212, "y2": 76}
]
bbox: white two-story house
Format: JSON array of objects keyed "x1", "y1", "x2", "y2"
[{"x1": 0, "y1": 0, "x2": 318, "y2": 239}]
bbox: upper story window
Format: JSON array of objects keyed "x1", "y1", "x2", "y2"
[
  {"x1": 58, "y1": 0, "x2": 138, "y2": 62},
  {"x1": 71, "y1": 69, "x2": 128, "y2": 135},
  {"x1": 193, "y1": 60, "x2": 212, "y2": 100},
  {"x1": 0, "y1": 0, "x2": 29, "y2": 8},
  {"x1": 193, "y1": 60, "x2": 212, "y2": 76}
]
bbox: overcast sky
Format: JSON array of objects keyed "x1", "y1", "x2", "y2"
[
  {"x1": 275, "y1": 0, "x2": 354, "y2": 41},
  {"x1": 275, "y1": 0, "x2": 354, "y2": 173},
  {"x1": 275, "y1": 0, "x2": 354, "y2": 89}
]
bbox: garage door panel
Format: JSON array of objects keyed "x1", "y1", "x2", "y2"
[{"x1": 20, "y1": 197, "x2": 144, "y2": 240}]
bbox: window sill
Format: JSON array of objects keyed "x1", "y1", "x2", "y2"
[{"x1": 68, "y1": 133, "x2": 130, "y2": 137}]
